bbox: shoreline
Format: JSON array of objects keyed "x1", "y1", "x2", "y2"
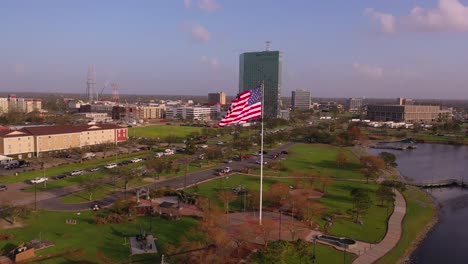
[
  {"x1": 361, "y1": 146, "x2": 440, "y2": 263},
  {"x1": 399, "y1": 189, "x2": 439, "y2": 263}
]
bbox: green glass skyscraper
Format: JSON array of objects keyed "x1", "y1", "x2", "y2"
[{"x1": 239, "y1": 50, "x2": 283, "y2": 118}]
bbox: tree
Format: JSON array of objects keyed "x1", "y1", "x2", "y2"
[
  {"x1": 217, "y1": 190, "x2": 237, "y2": 214},
  {"x1": 111, "y1": 198, "x2": 137, "y2": 215},
  {"x1": 296, "y1": 198, "x2": 325, "y2": 228},
  {"x1": 257, "y1": 218, "x2": 277, "y2": 248},
  {"x1": 360, "y1": 155, "x2": 386, "y2": 183},
  {"x1": 379, "y1": 152, "x2": 397, "y2": 168},
  {"x1": 347, "y1": 125, "x2": 362, "y2": 141},
  {"x1": 318, "y1": 175, "x2": 333, "y2": 193},
  {"x1": 376, "y1": 185, "x2": 395, "y2": 207},
  {"x1": 0, "y1": 204, "x2": 31, "y2": 224},
  {"x1": 335, "y1": 149, "x2": 348, "y2": 167},
  {"x1": 247, "y1": 191, "x2": 261, "y2": 217},
  {"x1": 118, "y1": 167, "x2": 143, "y2": 199},
  {"x1": 350, "y1": 188, "x2": 371, "y2": 223},
  {"x1": 101, "y1": 143, "x2": 114, "y2": 159},
  {"x1": 266, "y1": 182, "x2": 290, "y2": 206},
  {"x1": 146, "y1": 157, "x2": 168, "y2": 183},
  {"x1": 80, "y1": 176, "x2": 102, "y2": 201}
]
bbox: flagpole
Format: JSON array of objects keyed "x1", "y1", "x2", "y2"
[{"x1": 259, "y1": 81, "x2": 264, "y2": 225}]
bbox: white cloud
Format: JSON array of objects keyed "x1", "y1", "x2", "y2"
[
  {"x1": 365, "y1": 8, "x2": 396, "y2": 34},
  {"x1": 353, "y1": 63, "x2": 384, "y2": 78},
  {"x1": 201, "y1": 56, "x2": 219, "y2": 67},
  {"x1": 366, "y1": 0, "x2": 468, "y2": 34},
  {"x1": 184, "y1": 0, "x2": 220, "y2": 12},
  {"x1": 407, "y1": 0, "x2": 468, "y2": 32},
  {"x1": 191, "y1": 23, "x2": 211, "y2": 42}
]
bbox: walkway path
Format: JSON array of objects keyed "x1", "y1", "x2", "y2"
[{"x1": 352, "y1": 190, "x2": 406, "y2": 264}]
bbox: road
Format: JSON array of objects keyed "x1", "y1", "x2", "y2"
[{"x1": 22, "y1": 142, "x2": 295, "y2": 211}]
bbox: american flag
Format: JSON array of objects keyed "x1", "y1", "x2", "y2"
[{"x1": 219, "y1": 85, "x2": 262, "y2": 126}]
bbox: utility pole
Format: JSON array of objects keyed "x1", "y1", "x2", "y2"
[{"x1": 34, "y1": 183, "x2": 37, "y2": 211}]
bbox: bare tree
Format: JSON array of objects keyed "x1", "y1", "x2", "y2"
[
  {"x1": 0, "y1": 203, "x2": 31, "y2": 224},
  {"x1": 217, "y1": 190, "x2": 237, "y2": 214},
  {"x1": 80, "y1": 176, "x2": 103, "y2": 201}
]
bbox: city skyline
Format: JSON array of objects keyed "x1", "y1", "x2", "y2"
[{"x1": 2, "y1": 0, "x2": 468, "y2": 99}]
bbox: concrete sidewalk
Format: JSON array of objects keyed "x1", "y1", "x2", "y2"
[{"x1": 353, "y1": 190, "x2": 406, "y2": 264}]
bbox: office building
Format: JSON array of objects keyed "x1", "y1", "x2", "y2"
[
  {"x1": 291, "y1": 90, "x2": 311, "y2": 110},
  {"x1": 346, "y1": 98, "x2": 364, "y2": 112},
  {"x1": 208, "y1": 92, "x2": 226, "y2": 105},
  {"x1": 239, "y1": 50, "x2": 283, "y2": 118},
  {"x1": 165, "y1": 106, "x2": 214, "y2": 121},
  {"x1": 367, "y1": 105, "x2": 452, "y2": 123},
  {"x1": 112, "y1": 105, "x2": 165, "y2": 122}
]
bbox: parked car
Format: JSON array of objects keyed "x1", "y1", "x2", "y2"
[
  {"x1": 255, "y1": 160, "x2": 268, "y2": 165},
  {"x1": 281, "y1": 150, "x2": 289, "y2": 155},
  {"x1": 154, "y1": 152, "x2": 164, "y2": 158},
  {"x1": 120, "y1": 160, "x2": 131, "y2": 165},
  {"x1": 0, "y1": 185, "x2": 7, "y2": 191},
  {"x1": 83, "y1": 152, "x2": 96, "y2": 160},
  {"x1": 89, "y1": 167, "x2": 101, "y2": 172},
  {"x1": 30, "y1": 177, "x2": 48, "y2": 184},
  {"x1": 105, "y1": 163, "x2": 118, "y2": 169},
  {"x1": 52, "y1": 174, "x2": 67, "y2": 180},
  {"x1": 131, "y1": 158, "x2": 143, "y2": 163},
  {"x1": 70, "y1": 170, "x2": 83, "y2": 176},
  {"x1": 225, "y1": 160, "x2": 233, "y2": 164}
]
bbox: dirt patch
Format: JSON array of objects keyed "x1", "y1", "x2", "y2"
[
  {"x1": 289, "y1": 189, "x2": 324, "y2": 199},
  {"x1": 0, "y1": 219, "x2": 24, "y2": 229}
]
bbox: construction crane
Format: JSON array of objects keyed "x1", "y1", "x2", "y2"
[{"x1": 96, "y1": 82, "x2": 109, "y2": 101}]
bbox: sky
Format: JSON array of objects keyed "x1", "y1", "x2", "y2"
[{"x1": 1, "y1": 0, "x2": 468, "y2": 99}]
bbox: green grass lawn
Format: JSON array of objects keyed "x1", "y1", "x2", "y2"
[
  {"x1": 375, "y1": 186, "x2": 435, "y2": 264},
  {"x1": 318, "y1": 180, "x2": 393, "y2": 243},
  {"x1": 186, "y1": 174, "x2": 294, "y2": 210},
  {"x1": 1, "y1": 151, "x2": 150, "y2": 184},
  {"x1": 0, "y1": 210, "x2": 198, "y2": 263},
  {"x1": 58, "y1": 183, "x2": 115, "y2": 203},
  {"x1": 133, "y1": 125, "x2": 204, "y2": 139},
  {"x1": 187, "y1": 173, "x2": 389, "y2": 243},
  {"x1": 252, "y1": 143, "x2": 364, "y2": 179}
]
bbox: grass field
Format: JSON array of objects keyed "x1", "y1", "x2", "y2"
[
  {"x1": 186, "y1": 174, "x2": 294, "y2": 210},
  {"x1": 187, "y1": 172, "x2": 389, "y2": 243},
  {"x1": 318, "y1": 180, "x2": 392, "y2": 243},
  {"x1": 133, "y1": 125, "x2": 205, "y2": 139},
  {"x1": 375, "y1": 186, "x2": 435, "y2": 264},
  {"x1": 0, "y1": 210, "x2": 198, "y2": 263},
  {"x1": 253, "y1": 144, "x2": 364, "y2": 179}
]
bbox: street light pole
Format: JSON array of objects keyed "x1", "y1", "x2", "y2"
[{"x1": 34, "y1": 183, "x2": 37, "y2": 211}]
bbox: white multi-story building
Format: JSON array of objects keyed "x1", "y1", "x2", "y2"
[
  {"x1": 0, "y1": 95, "x2": 42, "y2": 114},
  {"x1": 165, "y1": 106, "x2": 212, "y2": 120}
]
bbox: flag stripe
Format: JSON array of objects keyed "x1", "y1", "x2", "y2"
[{"x1": 219, "y1": 86, "x2": 262, "y2": 126}]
